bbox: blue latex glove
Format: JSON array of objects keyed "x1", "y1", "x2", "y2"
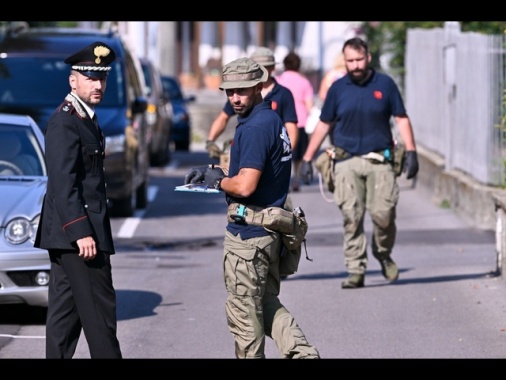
[{"x1": 403, "y1": 151, "x2": 419, "y2": 179}]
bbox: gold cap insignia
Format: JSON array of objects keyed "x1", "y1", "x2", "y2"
[{"x1": 94, "y1": 46, "x2": 111, "y2": 65}]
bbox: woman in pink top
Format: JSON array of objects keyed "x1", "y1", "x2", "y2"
[{"x1": 277, "y1": 51, "x2": 314, "y2": 192}]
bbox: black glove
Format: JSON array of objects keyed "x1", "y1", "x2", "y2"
[
  {"x1": 204, "y1": 167, "x2": 225, "y2": 189},
  {"x1": 403, "y1": 151, "x2": 419, "y2": 179},
  {"x1": 184, "y1": 165, "x2": 225, "y2": 190},
  {"x1": 206, "y1": 140, "x2": 222, "y2": 159},
  {"x1": 184, "y1": 166, "x2": 208, "y2": 184},
  {"x1": 299, "y1": 160, "x2": 314, "y2": 185}
]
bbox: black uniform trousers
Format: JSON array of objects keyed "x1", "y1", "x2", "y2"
[{"x1": 46, "y1": 249, "x2": 122, "y2": 359}]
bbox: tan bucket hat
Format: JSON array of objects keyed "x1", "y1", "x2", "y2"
[
  {"x1": 219, "y1": 57, "x2": 268, "y2": 90},
  {"x1": 250, "y1": 47, "x2": 276, "y2": 67}
]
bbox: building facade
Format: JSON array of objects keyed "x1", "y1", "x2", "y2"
[{"x1": 117, "y1": 21, "x2": 363, "y2": 90}]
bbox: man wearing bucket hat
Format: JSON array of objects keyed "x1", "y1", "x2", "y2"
[
  {"x1": 34, "y1": 41, "x2": 122, "y2": 358},
  {"x1": 206, "y1": 47, "x2": 299, "y2": 160},
  {"x1": 184, "y1": 57, "x2": 319, "y2": 359}
]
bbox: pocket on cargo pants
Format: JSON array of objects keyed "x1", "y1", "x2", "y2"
[
  {"x1": 223, "y1": 230, "x2": 274, "y2": 296},
  {"x1": 223, "y1": 230, "x2": 275, "y2": 358}
]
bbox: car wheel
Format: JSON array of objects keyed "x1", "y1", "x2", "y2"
[
  {"x1": 175, "y1": 140, "x2": 190, "y2": 151},
  {"x1": 136, "y1": 179, "x2": 148, "y2": 209},
  {"x1": 151, "y1": 137, "x2": 171, "y2": 167},
  {"x1": 150, "y1": 152, "x2": 160, "y2": 167},
  {"x1": 164, "y1": 138, "x2": 172, "y2": 164},
  {"x1": 110, "y1": 192, "x2": 135, "y2": 217}
]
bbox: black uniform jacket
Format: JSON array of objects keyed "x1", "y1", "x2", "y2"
[{"x1": 34, "y1": 93, "x2": 115, "y2": 254}]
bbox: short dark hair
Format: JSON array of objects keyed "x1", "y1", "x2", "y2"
[
  {"x1": 283, "y1": 51, "x2": 301, "y2": 71},
  {"x1": 342, "y1": 37, "x2": 369, "y2": 55}
]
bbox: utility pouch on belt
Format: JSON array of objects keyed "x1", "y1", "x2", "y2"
[
  {"x1": 392, "y1": 142, "x2": 406, "y2": 176},
  {"x1": 278, "y1": 206, "x2": 311, "y2": 276},
  {"x1": 315, "y1": 146, "x2": 350, "y2": 193},
  {"x1": 315, "y1": 148, "x2": 336, "y2": 193},
  {"x1": 332, "y1": 146, "x2": 351, "y2": 161},
  {"x1": 227, "y1": 203, "x2": 294, "y2": 234},
  {"x1": 227, "y1": 203, "x2": 312, "y2": 276}
]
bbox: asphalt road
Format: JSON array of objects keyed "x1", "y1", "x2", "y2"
[{"x1": 0, "y1": 147, "x2": 503, "y2": 361}]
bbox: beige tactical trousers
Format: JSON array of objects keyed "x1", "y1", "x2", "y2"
[
  {"x1": 332, "y1": 156, "x2": 400, "y2": 274},
  {"x1": 223, "y1": 229, "x2": 320, "y2": 359}
]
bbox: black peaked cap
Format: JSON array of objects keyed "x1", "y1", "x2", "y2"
[{"x1": 64, "y1": 41, "x2": 116, "y2": 79}]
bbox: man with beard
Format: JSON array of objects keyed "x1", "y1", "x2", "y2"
[
  {"x1": 34, "y1": 41, "x2": 122, "y2": 358},
  {"x1": 299, "y1": 37, "x2": 419, "y2": 289},
  {"x1": 185, "y1": 57, "x2": 319, "y2": 359},
  {"x1": 206, "y1": 47, "x2": 298, "y2": 161}
]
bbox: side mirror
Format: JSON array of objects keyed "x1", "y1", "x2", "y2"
[{"x1": 132, "y1": 96, "x2": 148, "y2": 114}]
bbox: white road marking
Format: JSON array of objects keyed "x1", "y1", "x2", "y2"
[
  {"x1": 117, "y1": 186, "x2": 158, "y2": 238},
  {"x1": 0, "y1": 334, "x2": 45, "y2": 339}
]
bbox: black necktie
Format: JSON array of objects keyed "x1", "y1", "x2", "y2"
[
  {"x1": 92, "y1": 114, "x2": 105, "y2": 149},
  {"x1": 92, "y1": 114, "x2": 99, "y2": 130}
]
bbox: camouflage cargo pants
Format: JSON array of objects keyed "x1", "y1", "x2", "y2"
[
  {"x1": 223, "y1": 229, "x2": 319, "y2": 359},
  {"x1": 332, "y1": 156, "x2": 400, "y2": 274}
]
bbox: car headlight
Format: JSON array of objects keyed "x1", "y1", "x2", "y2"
[
  {"x1": 5, "y1": 215, "x2": 39, "y2": 244},
  {"x1": 105, "y1": 134, "x2": 126, "y2": 155}
]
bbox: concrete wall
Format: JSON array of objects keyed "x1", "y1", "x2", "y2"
[
  {"x1": 416, "y1": 145, "x2": 502, "y2": 232},
  {"x1": 416, "y1": 145, "x2": 506, "y2": 277}
]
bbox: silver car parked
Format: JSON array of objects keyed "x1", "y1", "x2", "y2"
[{"x1": 0, "y1": 113, "x2": 50, "y2": 307}]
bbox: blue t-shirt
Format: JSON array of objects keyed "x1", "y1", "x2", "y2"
[
  {"x1": 223, "y1": 78, "x2": 298, "y2": 125},
  {"x1": 321, "y1": 70, "x2": 407, "y2": 155},
  {"x1": 226, "y1": 101, "x2": 292, "y2": 239}
]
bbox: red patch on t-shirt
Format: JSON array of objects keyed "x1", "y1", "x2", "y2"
[
  {"x1": 271, "y1": 101, "x2": 278, "y2": 110},
  {"x1": 374, "y1": 91, "x2": 382, "y2": 100}
]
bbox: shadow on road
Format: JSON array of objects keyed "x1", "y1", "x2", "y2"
[{"x1": 0, "y1": 304, "x2": 47, "y2": 325}]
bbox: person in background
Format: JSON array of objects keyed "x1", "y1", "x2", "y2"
[
  {"x1": 318, "y1": 52, "x2": 347, "y2": 103},
  {"x1": 185, "y1": 57, "x2": 320, "y2": 359},
  {"x1": 206, "y1": 47, "x2": 298, "y2": 159},
  {"x1": 34, "y1": 41, "x2": 122, "y2": 358},
  {"x1": 276, "y1": 51, "x2": 314, "y2": 192},
  {"x1": 305, "y1": 53, "x2": 347, "y2": 145},
  {"x1": 299, "y1": 37, "x2": 419, "y2": 289}
]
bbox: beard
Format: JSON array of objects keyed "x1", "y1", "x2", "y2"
[{"x1": 348, "y1": 68, "x2": 371, "y2": 85}]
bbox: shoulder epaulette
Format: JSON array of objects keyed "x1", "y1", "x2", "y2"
[
  {"x1": 61, "y1": 94, "x2": 88, "y2": 118},
  {"x1": 59, "y1": 100, "x2": 75, "y2": 115}
]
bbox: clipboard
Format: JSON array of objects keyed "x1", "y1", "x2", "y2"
[{"x1": 174, "y1": 183, "x2": 220, "y2": 194}]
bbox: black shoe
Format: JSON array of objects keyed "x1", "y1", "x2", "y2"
[
  {"x1": 341, "y1": 274, "x2": 365, "y2": 289},
  {"x1": 380, "y1": 258, "x2": 399, "y2": 282}
]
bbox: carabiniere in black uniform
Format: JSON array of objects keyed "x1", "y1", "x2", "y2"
[
  {"x1": 35, "y1": 93, "x2": 113, "y2": 251},
  {"x1": 34, "y1": 41, "x2": 122, "y2": 358}
]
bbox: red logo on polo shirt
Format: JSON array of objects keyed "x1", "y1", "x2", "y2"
[
  {"x1": 271, "y1": 101, "x2": 278, "y2": 110},
  {"x1": 374, "y1": 91, "x2": 382, "y2": 100}
]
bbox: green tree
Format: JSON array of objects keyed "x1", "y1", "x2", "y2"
[
  {"x1": 362, "y1": 21, "x2": 506, "y2": 186},
  {"x1": 360, "y1": 21, "x2": 506, "y2": 87}
]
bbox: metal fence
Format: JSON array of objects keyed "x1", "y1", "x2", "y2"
[{"x1": 404, "y1": 22, "x2": 506, "y2": 186}]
